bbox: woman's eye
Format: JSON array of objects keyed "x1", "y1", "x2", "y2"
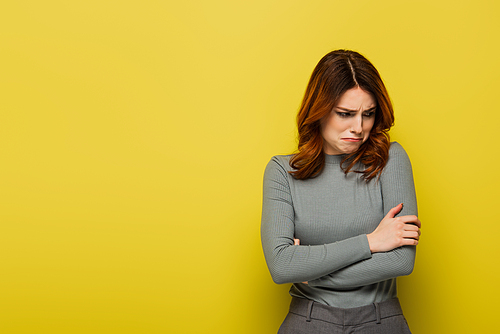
[
  {"x1": 363, "y1": 112, "x2": 375, "y2": 117},
  {"x1": 336, "y1": 112, "x2": 351, "y2": 118}
]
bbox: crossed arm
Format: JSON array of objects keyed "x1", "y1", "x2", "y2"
[{"x1": 261, "y1": 143, "x2": 420, "y2": 288}]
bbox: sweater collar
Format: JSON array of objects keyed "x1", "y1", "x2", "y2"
[{"x1": 324, "y1": 153, "x2": 345, "y2": 165}]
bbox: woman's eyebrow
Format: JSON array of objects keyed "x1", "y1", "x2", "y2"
[{"x1": 336, "y1": 107, "x2": 377, "y2": 112}]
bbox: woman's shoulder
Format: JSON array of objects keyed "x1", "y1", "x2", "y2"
[
  {"x1": 389, "y1": 141, "x2": 411, "y2": 160},
  {"x1": 389, "y1": 141, "x2": 405, "y2": 153},
  {"x1": 385, "y1": 141, "x2": 413, "y2": 172},
  {"x1": 263, "y1": 154, "x2": 295, "y2": 183},
  {"x1": 265, "y1": 154, "x2": 294, "y2": 172}
]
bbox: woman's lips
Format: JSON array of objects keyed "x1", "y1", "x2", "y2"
[{"x1": 342, "y1": 138, "x2": 363, "y2": 142}]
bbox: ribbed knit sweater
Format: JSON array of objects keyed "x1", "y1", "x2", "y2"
[{"x1": 261, "y1": 142, "x2": 417, "y2": 308}]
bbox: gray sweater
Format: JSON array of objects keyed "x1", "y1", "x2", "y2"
[{"x1": 261, "y1": 142, "x2": 417, "y2": 308}]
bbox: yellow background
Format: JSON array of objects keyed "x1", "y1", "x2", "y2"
[{"x1": 1, "y1": 1, "x2": 499, "y2": 333}]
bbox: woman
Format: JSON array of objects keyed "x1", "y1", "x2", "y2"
[{"x1": 261, "y1": 50, "x2": 421, "y2": 333}]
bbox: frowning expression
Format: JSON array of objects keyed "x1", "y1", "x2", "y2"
[{"x1": 321, "y1": 87, "x2": 376, "y2": 155}]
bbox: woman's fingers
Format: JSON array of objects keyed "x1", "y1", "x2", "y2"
[
  {"x1": 402, "y1": 230, "x2": 420, "y2": 240},
  {"x1": 401, "y1": 220, "x2": 421, "y2": 241},
  {"x1": 385, "y1": 203, "x2": 403, "y2": 219},
  {"x1": 401, "y1": 237, "x2": 419, "y2": 246},
  {"x1": 402, "y1": 219, "x2": 421, "y2": 238},
  {"x1": 407, "y1": 225, "x2": 421, "y2": 236},
  {"x1": 403, "y1": 224, "x2": 420, "y2": 232},
  {"x1": 367, "y1": 210, "x2": 422, "y2": 253},
  {"x1": 399, "y1": 215, "x2": 421, "y2": 228}
]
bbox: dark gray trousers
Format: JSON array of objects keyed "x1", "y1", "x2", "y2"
[{"x1": 278, "y1": 297, "x2": 411, "y2": 334}]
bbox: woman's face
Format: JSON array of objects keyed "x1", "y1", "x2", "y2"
[{"x1": 321, "y1": 87, "x2": 376, "y2": 155}]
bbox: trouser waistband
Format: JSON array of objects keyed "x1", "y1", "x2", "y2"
[{"x1": 288, "y1": 297, "x2": 404, "y2": 326}]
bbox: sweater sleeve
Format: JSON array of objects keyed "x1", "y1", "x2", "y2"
[
  {"x1": 307, "y1": 142, "x2": 418, "y2": 289},
  {"x1": 260, "y1": 156, "x2": 373, "y2": 284}
]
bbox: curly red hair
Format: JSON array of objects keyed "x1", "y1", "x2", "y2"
[{"x1": 289, "y1": 50, "x2": 394, "y2": 181}]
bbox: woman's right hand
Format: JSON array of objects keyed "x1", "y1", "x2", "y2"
[
  {"x1": 293, "y1": 238, "x2": 309, "y2": 284},
  {"x1": 366, "y1": 203, "x2": 421, "y2": 253}
]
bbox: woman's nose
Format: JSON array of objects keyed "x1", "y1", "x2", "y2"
[{"x1": 350, "y1": 116, "x2": 363, "y2": 133}]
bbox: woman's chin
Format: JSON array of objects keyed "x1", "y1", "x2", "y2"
[{"x1": 342, "y1": 146, "x2": 360, "y2": 154}]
